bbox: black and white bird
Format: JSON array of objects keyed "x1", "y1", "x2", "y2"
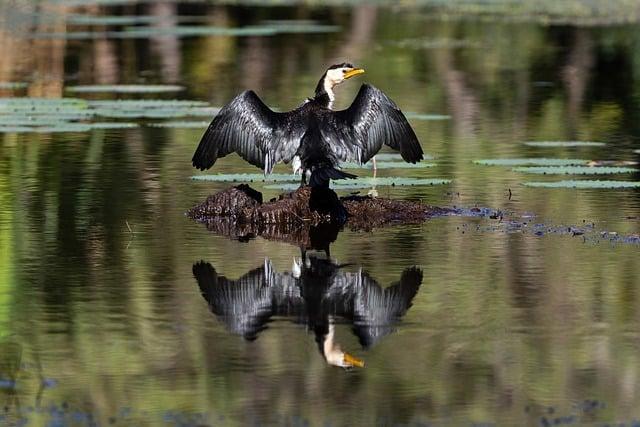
[{"x1": 192, "y1": 63, "x2": 424, "y2": 187}]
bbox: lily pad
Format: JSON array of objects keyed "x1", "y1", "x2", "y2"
[
  {"x1": 94, "y1": 107, "x2": 219, "y2": 119},
  {"x1": 342, "y1": 161, "x2": 436, "y2": 169},
  {"x1": 405, "y1": 112, "x2": 451, "y2": 120},
  {"x1": 524, "y1": 141, "x2": 606, "y2": 147},
  {"x1": 474, "y1": 158, "x2": 589, "y2": 166},
  {"x1": 266, "y1": 177, "x2": 452, "y2": 190},
  {"x1": 66, "y1": 14, "x2": 165, "y2": 25},
  {"x1": 523, "y1": 180, "x2": 640, "y2": 189},
  {"x1": 0, "y1": 82, "x2": 27, "y2": 89},
  {"x1": 513, "y1": 166, "x2": 636, "y2": 175},
  {"x1": 0, "y1": 126, "x2": 34, "y2": 133},
  {"x1": 87, "y1": 100, "x2": 208, "y2": 108},
  {"x1": 67, "y1": 84, "x2": 184, "y2": 93},
  {"x1": 191, "y1": 173, "x2": 298, "y2": 183},
  {"x1": 147, "y1": 121, "x2": 209, "y2": 128},
  {"x1": 362, "y1": 153, "x2": 435, "y2": 161}
]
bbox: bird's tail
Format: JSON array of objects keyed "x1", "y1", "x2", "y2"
[{"x1": 309, "y1": 168, "x2": 357, "y2": 188}]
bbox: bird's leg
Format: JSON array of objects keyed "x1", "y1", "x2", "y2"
[
  {"x1": 299, "y1": 169, "x2": 307, "y2": 188},
  {"x1": 368, "y1": 157, "x2": 378, "y2": 197}
]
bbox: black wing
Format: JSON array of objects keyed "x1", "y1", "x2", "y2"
[
  {"x1": 192, "y1": 91, "x2": 304, "y2": 173},
  {"x1": 321, "y1": 84, "x2": 424, "y2": 164}
]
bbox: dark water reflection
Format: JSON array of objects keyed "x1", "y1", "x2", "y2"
[{"x1": 1, "y1": 1, "x2": 640, "y2": 426}]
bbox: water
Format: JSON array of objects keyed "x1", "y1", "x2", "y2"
[{"x1": 1, "y1": 2, "x2": 640, "y2": 426}]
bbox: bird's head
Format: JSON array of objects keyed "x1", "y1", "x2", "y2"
[
  {"x1": 315, "y1": 62, "x2": 365, "y2": 103},
  {"x1": 324, "y1": 63, "x2": 365, "y2": 88}
]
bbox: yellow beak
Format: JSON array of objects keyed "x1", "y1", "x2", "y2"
[
  {"x1": 343, "y1": 68, "x2": 365, "y2": 80},
  {"x1": 343, "y1": 352, "x2": 365, "y2": 368}
]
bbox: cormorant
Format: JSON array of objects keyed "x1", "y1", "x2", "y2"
[{"x1": 192, "y1": 63, "x2": 424, "y2": 187}]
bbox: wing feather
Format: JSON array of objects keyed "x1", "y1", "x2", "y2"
[
  {"x1": 323, "y1": 84, "x2": 424, "y2": 164},
  {"x1": 192, "y1": 91, "x2": 303, "y2": 173}
]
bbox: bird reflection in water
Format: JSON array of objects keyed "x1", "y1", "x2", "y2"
[{"x1": 192, "y1": 255, "x2": 422, "y2": 369}]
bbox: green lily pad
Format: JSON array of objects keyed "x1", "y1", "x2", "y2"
[
  {"x1": 87, "y1": 100, "x2": 208, "y2": 108},
  {"x1": 266, "y1": 177, "x2": 451, "y2": 190},
  {"x1": 66, "y1": 14, "x2": 165, "y2": 25},
  {"x1": 67, "y1": 84, "x2": 184, "y2": 93},
  {"x1": 524, "y1": 141, "x2": 606, "y2": 147},
  {"x1": 191, "y1": 173, "x2": 298, "y2": 183},
  {"x1": 93, "y1": 107, "x2": 218, "y2": 119},
  {"x1": 523, "y1": 180, "x2": 640, "y2": 189},
  {"x1": 474, "y1": 158, "x2": 589, "y2": 166},
  {"x1": 0, "y1": 126, "x2": 34, "y2": 133},
  {"x1": 342, "y1": 161, "x2": 436, "y2": 169},
  {"x1": 405, "y1": 112, "x2": 451, "y2": 120},
  {"x1": 513, "y1": 166, "x2": 636, "y2": 175},
  {"x1": 0, "y1": 82, "x2": 28, "y2": 90},
  {"x1": 147, "y1": 121, "x2": 209, "y2": 128},
  {"x1": 87, "y1": 122, "x2": 139, "y2": 129}
]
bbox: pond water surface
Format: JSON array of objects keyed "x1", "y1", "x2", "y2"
[{"x1": 1, "y1": 2, "x2": 640, "y2": 426}]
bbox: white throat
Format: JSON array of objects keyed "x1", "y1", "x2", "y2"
[{"x1": 323, "y1": 78, "x2": 335, "y2": 109}]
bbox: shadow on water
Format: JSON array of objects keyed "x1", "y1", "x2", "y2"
[{"x1": 193, "y1": 254, "x2": 422, "y2": 368}]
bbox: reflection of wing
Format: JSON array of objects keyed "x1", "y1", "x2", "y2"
[
  {"x1": 193, "y1": 260, "x2": 274, "y2": 340},
  {"x1": 351, "y1": 267, "x2": 423, "y2": 348},
  {"x1": 193, "y1": 257, "x2": 422, "y2": 347},
  {"x1": 193, "y1": 260, "x2": 304, "y2": 340}
]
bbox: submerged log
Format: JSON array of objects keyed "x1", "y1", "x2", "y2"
[{"x1": 187, "y1": 185, "x2": 453, "y2": 246}]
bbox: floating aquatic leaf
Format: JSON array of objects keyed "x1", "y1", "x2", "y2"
[
  {"x1": 192, "y1": 173, "x2": 298, "y2": 183},
  {"x1": 405, "y1": 112, "x2": 451, "y2": 120},
  {"x1": 523, "y1": 180, "x2": 640, "y2": 189},
  {"x1": 259, "y1": 23, "x2": 341, "y2": 34},
  {"x1": 361, "y1": 153, "x2": 435, "y2": 161},
  {"x1": 87, "y1": 122, "x2": 138, "y2": 129},
  {"x1": 524, "y1": 141, "x2": 606, "y2": 147},
  {"x1": 147, "y1": 121, "x2": 209, "y2": 128},
  {"x1": 87, "y1": 100, "x2": 208, "y2": 108},
  {"x1": 389, "y1": 38, "x2": 481, "y2": 49},
  {"x1": 474, "y1": 158, "x2": 589, "y2": 166},
  {"x1": 342, "y1": 161, "x2": 436, "y2": 169},
  {"x1": 94, "y1": 107, "x2": 219, "y2": 119},
  {"x1": 0, "y1": 126, "x2": 34, "y2": 133},
  {"x1": 0, "y1": 97, "x2": 88, "y2": 109},
  {"x1": 0, "y1": 82, "x2": 27, "y2": 89},
  {"x1": 0, "y1": 122, "x2": 137, "y2": 133},
  {"x1": 66, "y1": 14, "x2": 165, "y2": 25},
  {"x1": 67, "y1": 84, "x2": 184, "y2": 93},
  {"x1": 266, "y1": 177, "x2": 451, "y2": 190},
  {"x1": 513, "y1": 166, "x2": 636, "y2": 175}
]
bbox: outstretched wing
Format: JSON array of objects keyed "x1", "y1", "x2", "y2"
[
  {"x1": 321, "y1": 84, "x2": 424, "y2": 164},
  {"x1": 192, "y1": 91, "x2": 304, "y2": 173}
]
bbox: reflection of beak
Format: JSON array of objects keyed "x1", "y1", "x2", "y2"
[
  {"x1": 343, "y1": 352, "x2": 365, "y2": 368},
  {"x1": 344, "y1": 68, "x2": 365, "y2": 79}
]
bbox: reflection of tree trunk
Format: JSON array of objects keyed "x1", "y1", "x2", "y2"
[
  {"x1": 239, "y1": 36, "x2": 272, "y2": 91},
  {"x1": 94, "y1": 38, "x2": 119, "y2": 84},
  {"x1": 332, "y1": 5, "x2": 377, "y2": 63},
  {"x1": 29, "y1": 19, "x2": 67, "y2": 97},
  {"x1": 562, "y1": 29, "x2": 593, "y2": 136},
  {"x1": 434, "y1": 49, "x2": 479, "y2": 139},
  {"x1": 149, "y1": 2, "x2": 181, "y2": 83}
]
